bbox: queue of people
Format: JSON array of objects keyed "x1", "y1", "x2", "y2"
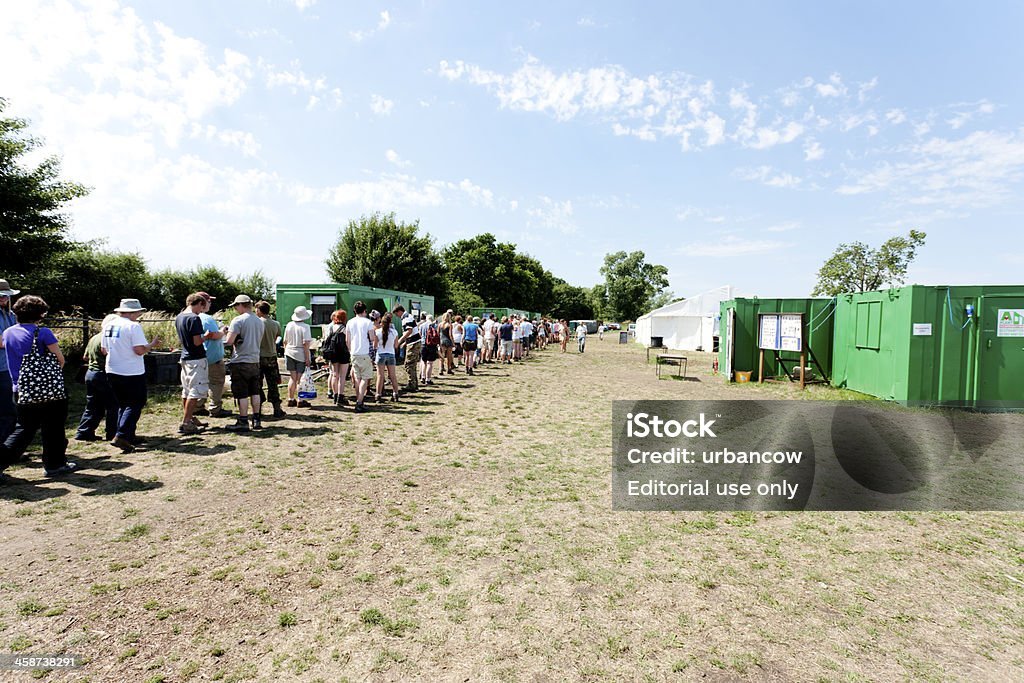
[{"x1": 0, "y1": 281, "x2": 596, "y2": 484}]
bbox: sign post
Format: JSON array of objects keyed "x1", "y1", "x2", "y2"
[{"x1": 756, "y1": 313, "x2": 823, "y2": 389}]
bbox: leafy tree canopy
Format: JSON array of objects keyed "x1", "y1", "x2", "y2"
[
  {"x1": 811, "y1": 230, "x2": 926, "y2": 296},
  {"x1": 0, "y1": 98, "x2": 90, "y2": 284},
  {"x1": 599, "y1": 251, "x2": 669, "y2": 322},
  {"x1": 325, "y1": 212, "x2": 444, "y2": 298},
  {"x1": 441, "y1": 233, "x2": 554, "y2": 313}
]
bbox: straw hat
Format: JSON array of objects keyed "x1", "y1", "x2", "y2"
[{"x1": 113, "y1": 298, "x2": 147, "y2": 313}]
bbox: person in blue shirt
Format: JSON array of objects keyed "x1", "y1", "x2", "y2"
[
  {"x1": 0, "y1": 279, "x2": 18, "y2": 443},
  {"x1": 196, "y1": 292, "x2": 230, "y2": 418},
  {"x1": 462, "y1": 316, "x2": 481, "y2": 375}
]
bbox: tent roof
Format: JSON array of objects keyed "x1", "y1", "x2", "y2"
[{"x1": 638, "y1": 285, "x2": 738, "y2": 320}]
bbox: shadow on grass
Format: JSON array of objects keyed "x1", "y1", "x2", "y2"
[{"x1": 1, "y1": 454, "x2": 163, "y2": 499}]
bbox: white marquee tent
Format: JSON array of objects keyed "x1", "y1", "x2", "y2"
[{"x1": 634, "y1": 285, "x2": 737, "y2": 351}]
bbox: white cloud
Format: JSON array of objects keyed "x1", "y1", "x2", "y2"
[
  {"x1": 886, "y1": 108, "x2": 907, "y2": 124},
  {"x1": 350, "y1": 10, "x2": 392, "y2": 41},
  {"x1": 948, "y1": 100, "x2": 995, "y2": 129},
  {"x1": 370, "y1": 94, "x2": 394, "y2": 115},
  {"x1": 678, "y1": 235, "x2": 787, "y2": 257},
  {"x1": 189, "y1": 124, "x2": 261, "y2": 157},
  {"x1": 765, "y1": 221, "x2": 800, "y2": 232},
  {"x1": 527, "y1": 196, "x2": 577, "y2": 234},
  {"x1": 265, "y1": 62, "x2": 327, "y2": 93},
  {"x1": 292, "y1": 0, "x2": 317, "y2": 10},
  {"x1": 836, "y1": 128, "x2": 1024, "y2": 208},
  {"x1": 804, "y1": 139, "x2": 824, "y2": 161},
  {"x1": 385, "y1": 149, "x2": 412, "y2": 168},
  {"x1": 814, "y1": 73, "x2": 847, "y2": 98},
  {"x1": 737, "y1": 166, "x2": 802, "y2": 188}
]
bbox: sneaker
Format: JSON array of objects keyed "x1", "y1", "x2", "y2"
[
  {"x1": 250, "y1": 416, "x2": 263, "y2": 431},
  {"x1": 297, "y1": 400, "x2": 312, "y2": 408},
  {"x1": 194, "y1": 407, "x2": 211, "y2": 417},
  {"x1": 190, "y1": 417, "x2": 209, "y2": 428},
  {"x1": 74, "y1": 433, "x2": 100, "y2": 442},
  {"x1": 287, "y1": 399, "x2": 297, "y2": 408},
  {"x1": 354, "y1": 402, "x2": 367, "y2": 413},
  {"x1": 226, "y1": 418, "x2": 250, "y2": 432},
  {"x1": 272, "y1": 405, "x2": 287, "y2": 418},
  {"x1": 110, "y1": 436, "x2": 135, "y2": 453},
  {"x1": 209, "y1": 408, "x2": 233, "y2": 418},
  {"x1": 391, "y1": 393, "x2": 400, "y2": 402},
  {"x1": 44, "y1": 462, "x2": 78, "y2": 477},
  {"x1": 178, "y1": 422, "x2": 201, "y2": 435}
]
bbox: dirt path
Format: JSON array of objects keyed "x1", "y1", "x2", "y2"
[{"x1": 1, "y1": 339, "x2": 1021, "y2": 681}]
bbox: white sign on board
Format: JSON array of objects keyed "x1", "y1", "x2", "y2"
[{"x1": 912, "y1": 323, "x2": 932, "y2": 336}]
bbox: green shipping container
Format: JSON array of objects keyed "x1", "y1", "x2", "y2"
[
  {"x1": 831, "y1": 285, "x2": 1024, "y2": 409},
  {"x1": 276, "y1": 283, "x2": 435, "y2": 339},
  {"x1": 719, "y1": 297, "x2": 836, "y2": 382}
]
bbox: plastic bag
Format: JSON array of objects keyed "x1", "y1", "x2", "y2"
[{"x1": 297, "y1": 368, "x2": 317, "y2": 400}]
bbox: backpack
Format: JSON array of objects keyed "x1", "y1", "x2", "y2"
[
  {"x1": 425, "y1": 323, "x2": 440, "y2": 346},
  {"x1": 320, "y1": 325, "x2": 345, "y2": 361}
]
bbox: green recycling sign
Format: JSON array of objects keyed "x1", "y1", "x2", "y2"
[{"x1": 997, "y1": 309, "x2": 1024, "y2": 337}]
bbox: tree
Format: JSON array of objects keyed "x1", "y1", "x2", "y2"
[
  {"x1": 325, "y1": 212, "x2": 444, "y2": 297},
  {"x1": 32, "y1": 246, "x2": 150, "y2": 316},
  {"x1": 441, "y1": 233, "x2": 555, "y2": 313},
  {"x1": 588, "y1": 284, "x2": 608, "y2": 320},
  {"x1": 599, "y1": 251, "x2": 669, "y2": 322},
  {"x1": 0, "y1": 98, "x2": 90, "y2": 284},
  {"x1": 646, "y1": 290, "x2": 683, "y2": 312},
  {"x1": 811, "y1": 230, "x2": 927, "y2": 296},
  {"x1": 550, "y1": 278, "x2": 594, "y2": 320}
]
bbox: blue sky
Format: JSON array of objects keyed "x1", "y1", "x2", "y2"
[{"x1": 4, "y1": 1, "x2": 1023, "y2": 299}]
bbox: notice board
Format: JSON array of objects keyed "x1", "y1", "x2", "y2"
[{"x1": 758, "y1": 313, "x2": 803, "y2": 352}]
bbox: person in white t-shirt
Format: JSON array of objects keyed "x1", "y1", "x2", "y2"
[
  {"x1": 101, "y1": 298, "x2": 159, "y2": 452},
  {"x1": 481, "y1": 316, "x2": 495, "y2": 364},
  {"x1": 576, "y1": 320, "x2": 588, "y2": 353},
  {"x1": 283, "y1": 306, "x2": 313, "y2": 408},
  {"x1": 345, "y1": 301, "x2": 376, "y2": 413}
]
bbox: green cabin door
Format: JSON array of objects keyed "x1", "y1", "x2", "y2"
[{"x1": 978, "y1": 297, "x2": 1024, "y2": 405}]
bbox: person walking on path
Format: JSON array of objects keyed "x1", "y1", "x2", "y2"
[
  {"x1": 196, "y1": 292, "x2": 230, "y2": 418},
  {"x1": 283, "y1": 306, "x2": 313, "y2": 408},
  {"x1": 174, "y1": 293, "x2": 213, "y2": 435},
  {"x1": 75, "y1": 314, "x2": 119, "y2": 442},
  {"x1": 102, "y1": 298, "x2": 160, "y2": 452},
  {"x1": 559, "y1": 319, "x2": 570, "y2": 353},
  {"x1": 0, "y1": 294, "x2": 77, "y2": 479},
  {"x1": 0, "y1": 279, "x2": 19, "y2": 443},
  {"x1": 224, "y1": 295, "x2": 265, "y2": 431},
  {"x1": 322, "y1": 309, "x2": 350, "y2": 407},
  {"x1": 577, "y1": 321, "x2": 587, "y2": 353},
  {"x1": 499, "y1": 316, "x2": 514, "y2": 364},
  {"x1": 345, "y1": 301, "x2": 375, "y2": 413},
  {"x1": 255, "y1": 301, "x2": 286, "y2": 418}
]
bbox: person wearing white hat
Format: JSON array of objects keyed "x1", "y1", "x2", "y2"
[
  {"x1": 102, "y1": 298, "x2": 160, "y2": 452},
  {"x1": 283, "y1": 305, "x2": 313, "y2": 408},
  {"x1": 0, "y1": 279, "x2": 19, "y2": 442}
]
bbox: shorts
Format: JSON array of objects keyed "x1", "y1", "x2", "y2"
[
  {"x1": 351, "y1": 354, "x2": 374, "y2": 381},
  {"x1": 376, "y1": 353, "x2": 396, "y2": 366},
  {"x1": 228, "y1": 362, "x2": 261, "y2": 399},
  {"x1": 440, "y1": 338, "x2": 454, "y2": 348},
  {"x1": 462, "y1": 340, "x2": 477, "y2": 351},
  {"x1": 501, "y1": 340, "x2": 513, "y2": 355},
  {"x1": 285, "y1": 357, "x2": 307, "y2": 373},
  {"x1": 421, "y1": 345, "x2": 438, "y2": 362},
  {"x1": 180, "y1": 358, "x2": 209, "y2": 400}
]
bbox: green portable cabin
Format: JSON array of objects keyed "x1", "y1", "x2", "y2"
[
  {"x1": 831, "y1": 285, "x2": 1024, "y2": 409},
  {"x1": 276, "y1": 283, "x2": 435, "y2": 339},
  {"x1": 719, "y1": 297, "x2": 836, "y2": 382}
]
